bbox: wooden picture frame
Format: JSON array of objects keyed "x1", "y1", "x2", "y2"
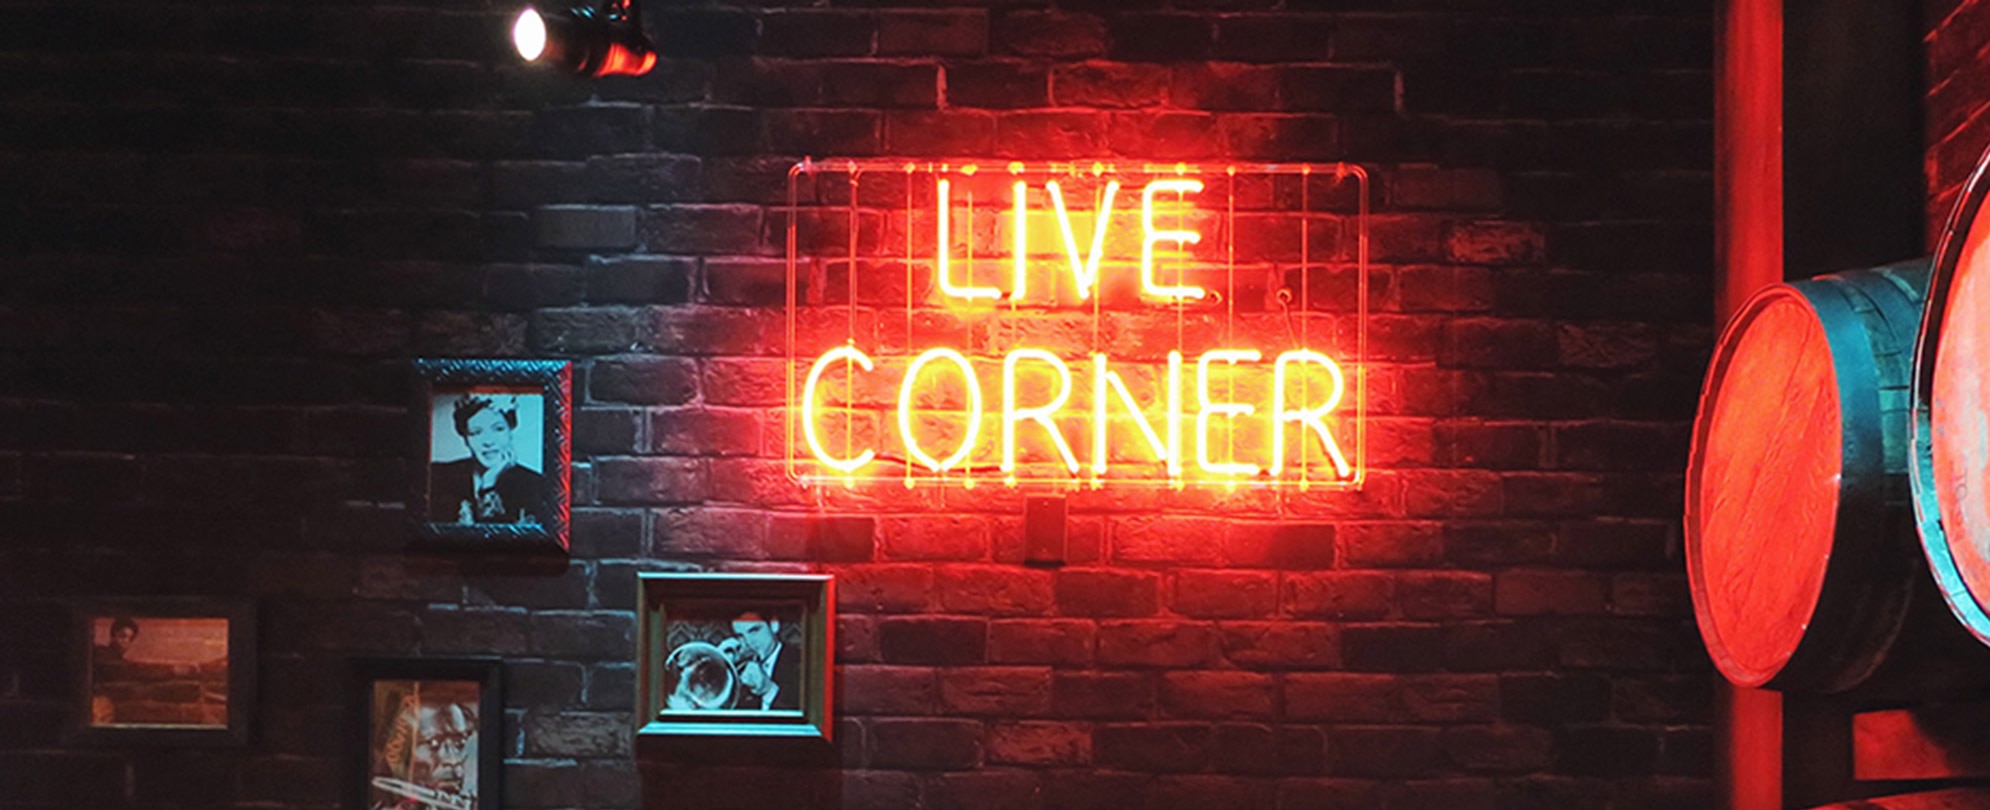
[
  {"x1": 68, "y1": 597, "x2": 256, "y2": 747},
  {"x1": 637, "y1": 573, "x2": 835, "y2": 745},
  {"x1": 411, "y1": 358, "x2": 572, "y2": 553},
  {"x1": 348, "y1": 657, "x2": 503, "y2": 810}
]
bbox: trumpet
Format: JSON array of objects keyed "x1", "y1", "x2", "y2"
[{"x1": 661, "y1": 638, "x2": 760, "y2": 711}]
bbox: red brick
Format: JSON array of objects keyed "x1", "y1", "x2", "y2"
[
  {"x1": 1171, "y1": 63, "x2": 1278, "y2": 111},
  {"x1": 1053, "y1": 671, "x2": 1155, "y2": 720},
  {"x1": 1610, "y1": 573, "x2": 1690, "y2": 617},
  {"x1": 1397, "y1": 571, "x2": 1493, "y2": 619},
  {"x1": 870, "y1": 718, "x2": 983, "y2": 770},
  {"x1": 1219, "y1": 622, "x2": 1340, "y2": 670},
  {"x1": 879, "y1": 11, "x2": 988, "y2": 57},
  {"x1": 1171, "y1": 570, "x2": 1276, "y2": 619},
  {"x1": 881, "y1": 515, "x2": 992, "y2": 561},
  {"x1": 936, "y1": 565, "x2": 1054, "y2": 616},
  {"x1": 885, "y1": 110, "x2": 997, "y2": 156},
  {"x1": 1402, "y1": 675, "x2": 1499, "y2": 723},
  {"x1": 1338, "y1": 523, "x2": 1444, "y2": 568},
  {"x1": 759, "y1": 11, "x2": 872, "y2": 58},
  {"x1": 1097, "y1": 621, "x2": 1218, "y2": 668},
  {"x1": 1112, "y1": 516, "x2": 1227, "y2": 566},
  {"x1": 701, "y1": 358, "x2": 784, "y2": 406},
  {"x1": 946, "y1": 61, "x2": 1049, "y2": 109},
  {"x1": 1448, "y1": 221, "x2": 1546, "y2": 265},
  {"x1": 1270, "y1": 523, "x2": 1338, "y2": 569},
  {"x1": 841, "y1": 665, "x2": 937, "y2": 715},
  {"x1": 994, "y1": 11, "x2": 1107, "y2": 57},
  {"x1": 1095, "y1": 724, "x2": 1210, "y2": 773},
  {"x1": 1282, "y1": 572, "x2": 1393, "y2": 620},
  {"x1": 1401, "y1": 470, "x2": 1504, "y2": 517},
  {"x1": 939, "y1": 667, "x2": 1053, "y2": 716},
  {"x1": 1442, "y1": 726, "x2": 1556, "y2": 774},
  {"x1": 1105, "y1": 112, "x2": 1221, "y2": 160},
  {"x1": 818, "y1": 61, "x2": 938, "y2": 108},
  {"x1": 987, "y1": 721, "x2": 1091, "y2": 766},
  {"x1": 879, "y1": 616, "x2": 987, "y2": 665},
  {"x1": 1052, "y1": 63, "x2": 1169, "y2": 108},
  {"x1": 928, "y1": 770, "x2": 1042, "y2": 810},
  {"x1": 1159, "y1": 671, "x2": 1276, "y2": 720},
  {"x1": 1441, "y1": 319, "x2": 1558, "y2": 370},
  {"x1": 1056, "y1": 569, "x2": 1160, "y2": 617},
  {"x1": 1330, "y1": 726, "x2": 1445, "y2": 778},
  {"x1": 989, "y1": 619, "x2": 1095, "y2": 666},
  {"x1": 839, "y1": 615, "x2": 878, "y2": 663},
  {"x1": 994, "y1": 112, "x2": 1108, "y2": 159},
  {"x1": 1495, "y1": 570, "x2": 1608, "y2": 616},
  {"x1": 835, "y1": 565, "x2": 935, "y2": 616},
  {"x1": 1213, "y1": 15, "x2": 1334, "y2": 62}
]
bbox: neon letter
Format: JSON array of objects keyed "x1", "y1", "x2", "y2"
[
  {"x1": 1271, "y1": 350, "x2": 1353, "y2": 479},
  {"x1": 1141, "y1": 179, "x2": 1206, "y2": 300},
  {"x1": 1047, "y1": 180, "x2": 1120, "y2": 300},
  {"x1": 801, "y1": 345, "x2": 878, "y2": 474},
  {"x1": 1091, "y1": 352, "x2": 1179, "y2": 476},
  {"x1": 937, "y1": 178, "x2": 1001, "y2": 301},
  {"x1": 1003, "y1": 349, "x2": 1079, "y2": 475},
  {"x1": 1196, "y1": 349, "x2": 1260, "y2": 477},
  {"x1": 899, "y1": 348, "x2": 984, "y2": 472}
]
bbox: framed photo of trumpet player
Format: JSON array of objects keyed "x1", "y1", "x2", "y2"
[
  {"x1": 410, "y1": 359, "x2": 571, "y2": 554},
  {"x1": 348, "y1": 657, "x2": 502, "y2": 810},
  {"x1": 67, "y1": 598, "x2": 256, "y2": 747},
  {"x1": 637, "y1": 573, "x2": 835, "y2": 744}
]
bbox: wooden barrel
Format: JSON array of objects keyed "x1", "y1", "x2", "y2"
[
  {"x1": 1687, "y1": 260, "x2": 1931, "y2": 692},
  {"x1": 1914, "y1": 153, "x2": 1990, "y2": 646}
]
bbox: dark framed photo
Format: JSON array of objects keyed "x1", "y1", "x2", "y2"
[
  {"x1": 411, "y1": 358, "x2": 571, "y2": 552},
  {"x1": 349, "y1": 657, "x2": 502, "y2": 810},
  {"x1": 638, "y1": 573, "x2": 835, "y2": 743},
  {"x1": 68, "y1": 598, "x2": 255, "y2": 746}
]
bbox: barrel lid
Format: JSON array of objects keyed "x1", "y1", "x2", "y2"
[
  {"x1": 1913, "y1": 147, "x2": 1990, "y2": 646},
  {"x1": 1687, "y1": 283, "x2": 1842, "y2": 687}
]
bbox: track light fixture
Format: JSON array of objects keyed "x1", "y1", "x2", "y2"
[{"x1": 512, "y1": 0, "x2": 656, "y2": 78}]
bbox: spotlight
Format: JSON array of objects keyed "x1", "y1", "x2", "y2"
[{"x1": 512, "y1": 0, "x2": 656, "y2": 78}]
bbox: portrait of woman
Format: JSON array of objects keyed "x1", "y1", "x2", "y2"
[{"x1": 427, "y1": 392, "x2": 547, "y2": 526}]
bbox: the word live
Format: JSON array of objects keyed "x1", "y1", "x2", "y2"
[{"x1": 787, "y1": 161, "x2": 1366, "y2": 490}]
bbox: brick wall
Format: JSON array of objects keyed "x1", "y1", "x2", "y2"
[
  {"x1": 1932, "y1": 0, "x2": 1990, "y2": 239},
  {"x1": 0, "y1": 1, "x2": 1715, "y2": 808}
]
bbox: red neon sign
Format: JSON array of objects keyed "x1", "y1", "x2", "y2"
[{"x1": 785, "y1": 160, "x2": 1368, "y2": 490}]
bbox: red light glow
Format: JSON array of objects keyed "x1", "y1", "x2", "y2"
[{"x1": 785, "y1": 160, "x2": 1368, "y2": 490}]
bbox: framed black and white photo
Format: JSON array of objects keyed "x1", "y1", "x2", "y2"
[
  {"x1": 638, "y1": 573, "x2": 834, "y2": 743},
  {"x1": 411, "y1": 359, "x2": 571, "y2": 553},
  {"x1": 68, "y1": 598, "x2": 255, "y2": 747},
  {"x1": 349, "y1": 657, "x2": 502, "y2": 810}
]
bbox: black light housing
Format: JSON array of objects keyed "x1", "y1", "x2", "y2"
[{"x1": 512, "y1": 0, "x2": 656, "y2": 78}]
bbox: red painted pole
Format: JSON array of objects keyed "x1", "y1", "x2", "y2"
[{"x1": 1714, "y1": 0, "x2": 1784, "y2": 807}]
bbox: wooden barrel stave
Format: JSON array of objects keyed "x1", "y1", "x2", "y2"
[{"x1": 1688, "y1": 260, "x2": 1930, "y2": 693}]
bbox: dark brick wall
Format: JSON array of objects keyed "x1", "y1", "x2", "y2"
[
  {"x1": 1932, "y1": 0, "x2": 1990, "y2": 238},
  {"x1": 0, "y1": 1, "x2": 1715, "y2": 808}
]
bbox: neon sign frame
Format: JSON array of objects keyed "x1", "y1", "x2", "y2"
[{"x1": 784, "y1": 159, "x2": 1368, "y2": 491}]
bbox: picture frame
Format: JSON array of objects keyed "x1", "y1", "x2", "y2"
[
  {"x1": 348, "y1": 657, "x2": 503, "y2": 810},
  {"x1": 67, "y1": 597, "x2": 256, "y2": 747},
  {"x1": 411, "y1": 358, "x2": 572, "y2": 553},
  {"x1": 637, "y1": 573, "x2": 835, "y2": 745}
]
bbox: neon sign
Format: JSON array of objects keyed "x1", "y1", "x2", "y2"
[{"x1": 785, "y1": 160, "x2": 1367, "y2": 490}]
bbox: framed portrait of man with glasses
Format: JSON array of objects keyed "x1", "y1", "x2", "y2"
[{"x1": 349, "y1": 658, "x2": 501, "y2": 810}]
